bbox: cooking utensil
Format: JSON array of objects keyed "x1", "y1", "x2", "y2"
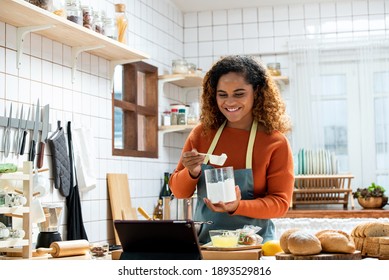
[
  {"x1": 28, "y1": 99, "x2": 39, "y2": 162},
  {"x1": 19, "y1": 105, "x2": 30, "y2": 155},
  {"x1": 198, "y1": 152, "x2": 227, "y2": 166},
  {"x1": 35, "y1": 239, "x2": 89, "y2": 258},
  {"x1": 37, "y1": 104, "x2": 49, "y2": 168},
  {"x1": 3, "y1": 103, "x2": 12, "y2": 158},
  {"x1": 14, "y1": 104, "x2": 23, "y2": 154}
]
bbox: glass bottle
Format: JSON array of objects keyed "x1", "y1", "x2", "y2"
[
  {"x1": 65, "y1": 0, "x2": 82, "y2": 25},
  {"x1": 159, "y1": 172, "x2": 171, "y2": 198},
  {"x1": 153, "y1": 199, "x2": 163, "y2": 220},
  {"x1": 115, "y1": 3, "x2": 128, "y2": 44}
]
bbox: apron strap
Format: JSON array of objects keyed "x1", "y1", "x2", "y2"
[
  {"x1": 246, "y1": 120, "x2": 258, "y2": 169},
  {"x1": 203, "y1": 120, "x2": 258, "y2": 169}
]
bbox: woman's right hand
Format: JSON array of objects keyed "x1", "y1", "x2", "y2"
[{"x1": 181, "y1": 149, "x2": 204, "y2": 178}]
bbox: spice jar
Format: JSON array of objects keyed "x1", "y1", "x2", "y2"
[
  {"x1": 177, "y1": 109, "x2": 186, "y2": 125},
  {"x1": 170, "y1": 108, "x2": 178, "y2": 125},
  {"x1": 65, "y1": 0, "x2": 82, "y2": 25},
  {"x1": 172, "y1": 59, "x2": 188, "y2": 74},
  {"x1": 162, "y1": 111, "x2": 171, "y2": 126},
  {"x1": 81, "y1": 5, "x2": 93, "y2": 29},
  {"x1": 115, "y1": 3, "x2": 128, "y2": 44}
]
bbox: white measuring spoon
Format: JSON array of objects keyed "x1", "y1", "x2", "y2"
[{"x1": 198, "y1": 153, "x2": 227, "y2": 166}]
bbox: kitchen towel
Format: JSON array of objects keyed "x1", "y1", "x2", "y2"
[{"x1": 73, "y1": 126, "x2": 97, "y2": 192}]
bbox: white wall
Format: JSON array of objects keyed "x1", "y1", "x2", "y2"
[{"x1": 1, "y1": 0, "x2": 389, "y2": 245}]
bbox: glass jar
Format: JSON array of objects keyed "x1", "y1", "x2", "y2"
[
  {"x1": 170, "y1": 108, "x2": 178, "y2": 125},
  {"x1": 51, "y1": 0, "x2": 66, "y2": 17},
  {"x1": 267, "y1": 63, "x2": 281, "y2": 76},
  {"x1": 162, "y1": 111, "x2": 171, "y2": 126},
  {"x1": 177, "y1": 109, "x2": 186, "y2": 125},
  {"x1": 172, "y1": 59, "x2": 188, "y2": 74},
  {"x1": 81, "y1": 5, "x2": 93, "y2": 29},
  {"x1": 92, "y1": 10, "x2": 104, "y2": 34},
  {"x1": 115, "y1": 3, "x2": 128, "y2": 44},
  {"x1": 187, "y1": 63, "x2": 196, "y2": 74},
  {"x1": 66, "y1": 0, "x2": 82, "y2": 25},
  {"x1": 103, "y1": 17, "x2": 116, "y2": 39},
  {"x1": 29, "y1": 0, "x2": 52, "y2": 10}
]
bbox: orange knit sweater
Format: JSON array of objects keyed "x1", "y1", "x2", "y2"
[{"x1": 169, "y1": 123, "x2": 294, "y2": 219}]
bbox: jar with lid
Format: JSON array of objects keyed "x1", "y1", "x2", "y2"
[
  {"x1": 115, "y1": 4, "x2": 128, "y2": 44},
  {"x1": 28, "y1": 0, "x2": 52, "y2": 10},
  {"x1": 187, "y1": 63, "x2": 196, "y2": 74},
  {"x1": 172, "y1": 59, "x2": 188, "y2": 74},
  {"x1": 170, "y1": 108, "x2": 178, "y2": 125},
  {"x1": 51, "y1": 0, "x2": 66, "y2": 17},
  {"x1": 267, "y1": 63, "x2": 281, "y2": 76},
  {"x1": 162, "y1": 111, "x2": 171, "y2": 126},
  {"x1": 92, "y1": 10, "x2": 104, "y2": 34},
  {"x1": 177, "y1": 109, "x2": 186, "y2": 125},
  {"x1": 65, "y1": 0, "x2": 82, "y2": 25},
  {"x1": 81, "y1": 5, "x2": 93, "y2": 29},
  {"x1": 103, "y1": 17, "x2": 116, "y2": 39}
]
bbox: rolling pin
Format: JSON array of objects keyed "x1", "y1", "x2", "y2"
[{"x1": 36, "y1": 239, "x2": 90, "y2": 258}]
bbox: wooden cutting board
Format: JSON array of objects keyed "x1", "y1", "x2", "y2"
[
  {"x1": 107, "y1": 173, "x2": 137, "y2": 245},
  {"x1": 275, "y1": 251, "x2": 361, "y2": 260}
]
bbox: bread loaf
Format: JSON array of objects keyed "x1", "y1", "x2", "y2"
[
  {"x1": 288, "y1": 231, "x2": 322, "y2": 256},
  {"x1": 279, "y1": 228, "x2": 300, "y2": 254},
  {"x1": 315, "y1": 229, "x2": 355, "y2": 254}
]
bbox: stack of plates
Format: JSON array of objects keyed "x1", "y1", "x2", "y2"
[{"x1": 296, "y1": 149, "x2": 338, "y2": 175}]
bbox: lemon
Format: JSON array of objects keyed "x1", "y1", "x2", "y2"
[{"x1": 262, "y1": 240, "x2": 283, "y2": 256}]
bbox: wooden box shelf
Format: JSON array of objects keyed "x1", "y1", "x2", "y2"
[{"x1": 292, "y1": 174, "x2": 354, "y2": 210}]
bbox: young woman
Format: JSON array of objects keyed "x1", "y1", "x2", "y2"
[{"x1": 169, "y1": 55, "x2": 294, "y2": 244}]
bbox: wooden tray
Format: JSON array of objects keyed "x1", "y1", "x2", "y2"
[
  {"x1": 275, "y1": 251, "x2": 361, "y2": 260},
  {"x1": 201, "y1": 242, "x2": 262, "y2": 251}
]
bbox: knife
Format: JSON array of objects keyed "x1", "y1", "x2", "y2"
[
  {"x1": 15, "y1": 105, "x2": 23, "y2": 154},
  {"x1": 28, "y1": 99, "x2": 40, "y2": 162},
  {"x1": 37, "y1": 104, "x2": 49, "y2": 169},
  {"x1": 19, "y1": 106, "x2": 30, "y2": 155},
  {"x1": 3, "y1": 103, "x2": 12, "y2": 158}
]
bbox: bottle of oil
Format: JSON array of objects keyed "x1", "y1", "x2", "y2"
[{"x1": 153, "y1": 199, "x2": 163, "y2": 220}]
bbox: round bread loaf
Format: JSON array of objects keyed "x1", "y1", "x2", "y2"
[
  {"x1": 279, "y1": 228, "x2": 300, "y2": 254},
  {"x1": 288, "y1": 231, "x2": 322, "y2": 256},
  {"x1": 315, "y1": 229, "x2": 355, "y2": 253}
]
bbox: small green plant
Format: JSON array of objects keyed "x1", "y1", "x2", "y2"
[{"x1": 353, "y1": 182, "x2": 386, "y2": 199}]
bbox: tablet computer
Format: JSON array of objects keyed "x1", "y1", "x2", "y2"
[{"x1": 114, "y1": 219, "x2": 202, "y2": 260}]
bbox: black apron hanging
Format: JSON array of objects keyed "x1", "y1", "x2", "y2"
[{"x1": 66, "y1": 121, "x2": 88, "y2": 241}]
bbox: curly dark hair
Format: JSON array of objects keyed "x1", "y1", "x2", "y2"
[{"x1": 200, "y1": 55, "x2": 291, "y2": 135}]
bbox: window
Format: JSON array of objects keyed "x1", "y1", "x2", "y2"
[{"x1": 112, "y1": 61, "x2": 158, "y2": 158}]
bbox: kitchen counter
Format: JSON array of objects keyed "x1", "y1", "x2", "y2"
[{"x1": 284, "y1": 207, "x2": 389, "y2": 219}]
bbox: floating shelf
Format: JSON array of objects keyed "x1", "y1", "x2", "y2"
[
  {"x1": 159, "y1": 124, "x2": 197, "y2": 134},
  {"x1": 158, "y1": 74, "x2": 203, "y2": 88}
]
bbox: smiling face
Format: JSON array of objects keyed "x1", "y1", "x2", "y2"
[{"x1": 216, "y1": 72, "x2": 255, "y2": 130}]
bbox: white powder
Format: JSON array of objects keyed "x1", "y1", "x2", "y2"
[{"x1": 206, "y1": 178, "x2": 236, "y2": 203}]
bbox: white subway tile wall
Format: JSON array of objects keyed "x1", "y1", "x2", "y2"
[{"x1": 1, "y1": 0, "x2": 389, "y2": 244}]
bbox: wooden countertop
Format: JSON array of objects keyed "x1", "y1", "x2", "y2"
[{"x1": 283, "y1": 206, "x2": 389, "y2": 219}]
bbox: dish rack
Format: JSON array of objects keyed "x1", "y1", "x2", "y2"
[{"x1": 292, "y1": 174, "x2": 354, "y2": 209}]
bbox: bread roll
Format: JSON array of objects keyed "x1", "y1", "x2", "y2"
[
  {"x1": 288, "y1": 231, "x2": 322, "y2": 256},
  {"x1": 280, "y1": 228, "x2": 300, "y2": 254},
  {"x1": 315, "y1": 229, "x2": 355, "y2": 254}
]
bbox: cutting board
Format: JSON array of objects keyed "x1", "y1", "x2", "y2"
[
  {"x1": 275, "y1": 251, "x2": 361, "y2": 260},
  {"x1": 107, "y1": 173, "x2": 137, "y2": 245}
]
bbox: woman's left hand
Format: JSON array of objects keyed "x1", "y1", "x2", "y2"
[{"x1": 203, "y1": 186, "x2": 241, "y2": 213}]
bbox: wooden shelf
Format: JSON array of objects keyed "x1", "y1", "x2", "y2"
[
  {"x1": 284, "y1": 208, "x2": 389, "y2": 219},
  {"x1": 159, "y1": 124, "x2": 197, "y2": 133},
  {"x1": 0, "y1": 0, "x2": 149, "y2": 61},
  {"x1": 158, "y1": 74, "x2": 203, "y2": 88}
]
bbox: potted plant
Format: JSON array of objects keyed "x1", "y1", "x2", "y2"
[{"x1": 353, "y1": 182, "x2": 388, "y2": 209}]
